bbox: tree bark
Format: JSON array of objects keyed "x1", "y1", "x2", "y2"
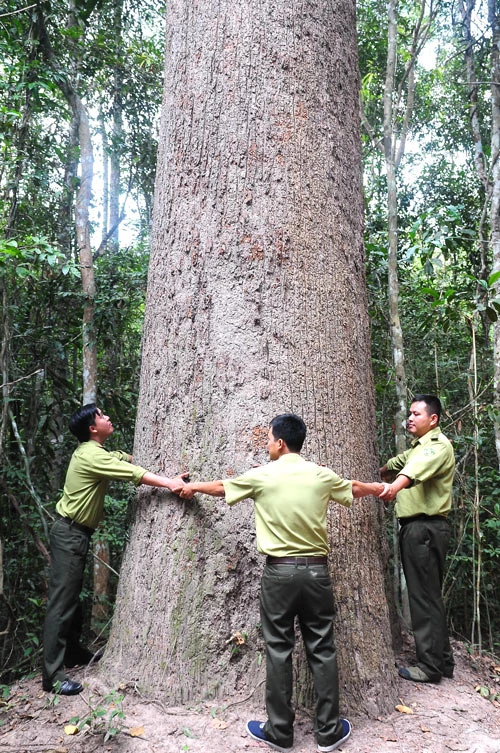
[
  {"x1": 489, "y1": 0, "x2": 500, "y2": 467},
  {"x1": 103, "y1": 0, "x2": 397, "y2": 716}
]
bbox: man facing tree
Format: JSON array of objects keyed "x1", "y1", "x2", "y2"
[{"x1": 179, "y1": 413, "x2": 385, "y2": 751}]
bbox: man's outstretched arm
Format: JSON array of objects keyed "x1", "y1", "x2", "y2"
[
  {"x1": 179, "y1": 481, "x2": 225, "y2": 500},
  {"x1": 351, "y1": 480, "x2": 385, "y2": 498},
  {"x1": 140, "y1": 472, "x2": 189, "y2": 494}
]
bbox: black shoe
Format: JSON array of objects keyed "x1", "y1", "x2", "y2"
[
  {"x1": 443, "y1": 667, "x2": 454, "y2": 678},
  {"x1": 42, "y1": 679, "x2": 84, "y2": 695},
  {"x1": 64, "y1": 647, "x2": 95, "y2": 667}
]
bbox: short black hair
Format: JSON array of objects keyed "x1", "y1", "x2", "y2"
[
  {"x1": 69, "y1": 403, "x2": 99, "y2": 442},
  {"x1": 412, "y1": 394, "x2": 442, "y2": 422},
  {"x1": 269, "y1": 413, "x2": 307, "y2": 452}
]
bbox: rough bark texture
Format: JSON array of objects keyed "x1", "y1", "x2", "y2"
[{"x1": 103, "y1": 0, "x2": 397, "y2": 717}]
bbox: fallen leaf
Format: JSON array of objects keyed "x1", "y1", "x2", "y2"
[
  {"x1": 475, "y1": 685, "x2": 491, "y2": 698},
  {"x1": 225, "y1": 631, "x2": 247, "y2": 645},
  {"x1": 421, "y1": 726, "x2": 431, "y2": 732},
  {"x1": 63, "y1": 724, "x2": 79, "y2": 736},
  {"x1": 210, "y1": 718, "x2": 229, "y2": 730},
  {"x1": 395, "y1": 704, "x2": 414, "y2": 714},
  {"x1": 129, "y1": 726, "x2": 145, "y2": 737}
]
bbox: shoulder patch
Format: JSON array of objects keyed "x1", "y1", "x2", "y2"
[{"x1": 423, "y1": 447, "x2": 436, "y2": 456}]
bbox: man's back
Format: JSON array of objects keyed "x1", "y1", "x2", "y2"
[{"x1": 222, "y1": 454, "x2": 353, "y2": 556}]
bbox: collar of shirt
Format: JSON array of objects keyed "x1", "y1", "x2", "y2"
[
  {"x1": 411, "y1": 426, "x2": 442, "y2": 448},
  {"x1": 273, "y1": 453, "x2": 303, "y2": 465}
]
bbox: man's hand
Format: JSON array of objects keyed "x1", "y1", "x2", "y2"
[
  {"x1": 378, "y1": 482, "x2": 397, "y2": 503},
  {"x1": 179, "y1": 483, "x2": 196, "y2": 500},
  {"x1": 378, "y1": 473, "x2": 411, "y2": 505},
  {"x1": 169, "y1": 472, "x2": 190, "y2": 495},
  {"x1": 380, "y1": 464, "x2": 392, "y2": 481}
]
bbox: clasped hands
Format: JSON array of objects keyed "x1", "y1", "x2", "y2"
[
  {"x1": 168, "y1": 474, "x2": 196, "y2": 499},
  {"x1": 377, "y1": 465, "x2": 398, "y2": 503}
]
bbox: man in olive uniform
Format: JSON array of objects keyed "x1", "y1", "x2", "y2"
[
  {"x1": 179, "y1": 413, "x2": 385, "y2": 753},
  {"x1": 42, "y1": 404, "x2": 187, "y2": 695},
  {"x1": 379, "y1": 394, "x2": 455, "y2": 683}
]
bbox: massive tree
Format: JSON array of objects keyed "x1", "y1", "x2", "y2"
[{"x1": 103, "y1": 0, "x2": 397, "y2": 715}]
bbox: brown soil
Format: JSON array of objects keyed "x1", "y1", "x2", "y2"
[{"x1": 1, "y1": 640, "x2": 499, "y2": 753}]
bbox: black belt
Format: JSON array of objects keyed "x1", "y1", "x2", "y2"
[
  {"x1": 398, "y1": 514, "x2": 447, "y2": 527},
  {"x1": 55, "y1": 512, "x2": 95, "y2": 537},
  {"x1": 266, "y1": 556, "x2": 328, "y2": 565}
]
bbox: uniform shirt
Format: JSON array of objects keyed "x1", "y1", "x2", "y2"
[
  {"x1": 56, "y1": 440, "x2": 148, "y2": 529},
  {"x1": 386, "y1": 427, "x2": 455, "y2": 519},
  {"x1": 222, "y1": 453, "x2": 353, "y2": 557}
]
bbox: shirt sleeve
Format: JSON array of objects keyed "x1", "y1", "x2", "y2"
[
  {"x1": 386, "y1": 449, "x2": 412, "y2": 473},
  {"x1": 87, "y1": 447, "x2": 147, "y2": 486},
  {"x1": 397, "y1": 442, "x2": 451, "y2": 485},
  {"x1": 326, "y1": 471, "x2": 353, "y2": 507},
  {"x1": 109, "y1": 450, "x2": 133, "y2": 463},
  {"x1": 222, "y1": 471, "x2": 257, "y2": 506}
]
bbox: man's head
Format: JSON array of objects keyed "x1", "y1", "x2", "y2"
[
  {"x1": 69, "y1": 404, "x2": 114, "y2": 444},
  {"x1": 268, "y1": 413, "x2": 306, "y2": 459},
  {"x1": 407, "y1": 394, "x2": 441, "y2": 438}
]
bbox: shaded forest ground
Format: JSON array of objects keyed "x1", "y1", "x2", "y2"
[{"x1": 1, "y1": 639, "x2": 499, "y2": 753}]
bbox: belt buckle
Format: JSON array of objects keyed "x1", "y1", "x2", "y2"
[{"x1": 296, "y1": 556, "x2": 308, "y2": 567}]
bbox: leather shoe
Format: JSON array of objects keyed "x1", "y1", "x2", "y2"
[{"x1": 42, "y1": 679, "x2": 83, "y2": 695}]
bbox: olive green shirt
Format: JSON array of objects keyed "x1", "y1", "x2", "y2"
[
  {"x1": 386, "y1": 427, "x2": 455, "y2": 519},
  {"x1": 222, "y1": 453, "x2": 353, "y2": 557},
  {"x1": 56, "y1": 440, "x2": 148, "y2": 530}
]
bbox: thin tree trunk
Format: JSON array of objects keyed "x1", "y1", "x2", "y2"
[
  {"x1": 75, "y1": 99, "x2": 97, "y2": 405},
  {"x1": 100, "y1": 110, "x2": 110, "y2": 249},
  {"x1": 489, "y1": 0, "x2": 500, "y2": 467},
  {"x1": 103, "y1": 0, "x2": 397, "y2": 716},
  {"x1": 109, "y1": 0, "x2": 123, "y2": 255},
  {"x1": 384, "y1": 0, "x2": 409, "y2": 627},
  {"x1": 34, "y1": 4, "x2": 97, "y2": 404}
]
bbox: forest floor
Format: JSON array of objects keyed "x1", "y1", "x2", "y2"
[{"x1": 0, "y1": 638, "x2": 499, "y2": 753}]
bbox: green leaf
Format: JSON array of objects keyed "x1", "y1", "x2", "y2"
[{"x1": 488, "y1": 270, "x2": 500, "y2": 287}]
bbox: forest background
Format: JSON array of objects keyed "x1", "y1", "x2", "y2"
[{"x1": 1, "y1": 0, "x2": 500, "y2": 691}]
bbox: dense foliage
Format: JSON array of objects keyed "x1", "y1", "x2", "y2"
[{"x1": 1, "y1": 0, "x2": 499, "y2": 687}]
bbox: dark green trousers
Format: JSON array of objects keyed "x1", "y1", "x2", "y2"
[
  {"x1": 260, "y1": 562, "x2": 341, "y2": 748},
  {"x1": 399, "y1": 517, "x2": 454, "y2": 681},
  {"x1": 42, "y1": 518, "x2": 91, "y2": 685}
]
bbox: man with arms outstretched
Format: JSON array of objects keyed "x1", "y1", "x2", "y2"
[{"x1": 180, "y1": 413, "x2": 384, "y2": 753}]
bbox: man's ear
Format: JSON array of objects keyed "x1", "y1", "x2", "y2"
[
  {"x1": 88, "y1": 423, "x2": 97, "y2": 436},
  {"x1": 430, "y1": 413, "x2": 438, "y2": 427}
]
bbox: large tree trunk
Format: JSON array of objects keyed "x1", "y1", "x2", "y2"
[{"x1": 103, "y1": 0, "x2": 397, "y2": 716}]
